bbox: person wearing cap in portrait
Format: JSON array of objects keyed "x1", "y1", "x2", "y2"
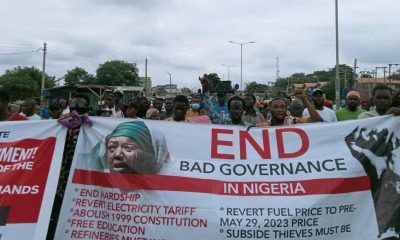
[
  {"x1": 335, "y1": 90, "x2": 366, "y2": 121},
  {"x1": 303, "y1": 88, "x2": 337, "y2": 122}
]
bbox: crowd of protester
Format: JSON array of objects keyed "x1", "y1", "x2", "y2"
[
  {"x1": 1, "y1": 78, "x2": 400, "y2": 239},
  {"x1": 1, "y1": 80, "x2": 400, "y2": 125}
]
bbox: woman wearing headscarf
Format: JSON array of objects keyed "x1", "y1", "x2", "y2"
[
  {"x1": 106, "y1": 121, "x2": 169, "y2": 174},
  {"x1": 83, "y1": 121, "x2": 170, "y2": 174}
]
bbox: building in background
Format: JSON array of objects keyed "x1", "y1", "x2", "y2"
[
  {"x1": 148, "y1": 84, "x2": 182, "y2": 98},
  {"x1": 356, "y1": 77, "x2": 400, "y2": 100},
  {"x1": 292, "y1": 82, "x2": 329, "y2": 95}
]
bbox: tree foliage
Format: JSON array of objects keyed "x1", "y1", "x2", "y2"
[
  {"x1": 95, "y1": 60, "x2": 139, "y2": 86},
  {"x1": 0, "y1": 66, "x2": 55, "y2": 100},
  {"x1": 361, "y1": 73, "x2": 373, "y2": 78},
  {"x1": 273, "y1": 64, "x2": 355, "y2": 99},
  {"x1": 388, "y1": 69, "x2": 400, "y2": 80},
  {"x1": 321, "y1": 82, "x2": 335, "y2": 100},
  {"x1": 180, "y1": 87, "x2": 193, "y2": 94},
  {"x1": 64, "y1": 67, "x2": 95, "y2": 85},
  {"x1": 245, "y1": 81, "x2": 268, "y2": 93}
]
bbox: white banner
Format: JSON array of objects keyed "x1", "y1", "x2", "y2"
[
  {"x1": 56, "y1": 116, "x2": 400, "y2": 239},
  {"x1": 0, "y1": 120, "x2": 67, "y2": 240}
]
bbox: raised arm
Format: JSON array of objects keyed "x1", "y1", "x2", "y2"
[{"x1": 294, "y1": 89, "x2": 322, "y2": 123}]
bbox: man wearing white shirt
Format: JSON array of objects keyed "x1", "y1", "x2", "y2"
[
  {"x1": 20, "y1": 98, "x2": 42, "y2": 120},
  {"x1": 102, "y1": 96, "x2": 124, "y2": 118},
  {"x1": 303, "y1": 88, "x2": 337, "y2": 122}
]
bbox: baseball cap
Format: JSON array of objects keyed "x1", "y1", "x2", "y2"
[{"x1": 311, "y1": 88, "x2": 323, "y2": 96}]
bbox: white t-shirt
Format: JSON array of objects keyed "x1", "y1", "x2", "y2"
[
  {"x1": 303, "y1": 106, "x2": 337, "y2": 122},
  {"x1": 61, "y1": 107, "x2": 70, "y2": 117},
  {"x1": 358, "y1": 110, "x2": 380, "y2": 119},
  {"x1": 20, "y1": 113, "x2": 41, "y2": 120},
  {"x1": 103, "y1": 106, "x2": 124, "y2": 118}
]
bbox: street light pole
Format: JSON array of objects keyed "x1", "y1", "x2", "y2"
[
  {"x1": 335, "y1": 0, "x2": 340, "y2": 110},
  {"x1": 222, "y1": 64, "x2": 236, "y2": 81},
  {"x1": 240, "y1": 44, "x2": 243, "y2": 90},
  {"x1": 229, "y1": 40, "x2": 255, "y2": 91},
  {"x1": 166, "y1": 71, "x2": 172, "y2": 97}
]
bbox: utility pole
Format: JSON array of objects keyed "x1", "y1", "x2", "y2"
[
  {"x1": 145, "y1": 58, "x2": 148, "y2": 97},
  {"x1": 41, "y1": 42, "x2": 47, "y2": 101},
  {"x1": 353, "y1": 58, "x2": 357, "y2": 80},
  {"x1": 276, "y1": 57, "x2": 280, "y2": 81},
  {"x1": 388, "y1": 63, "x2": 400, "y2": 84},
  {"x1": 166, "y1": 71, "x2": 172, "y2": 97},
  {"x1": 222, "y1": 64, "x2": 235, "y2": 81},
  {"x1": 360, "y1": 70, "x2": 375, "y2": 98},
  {"x1": 375, "y1": 66, "x2": 387, "y2": 84},
  {"x1": 335, "y1": 0, "x2": 340, "y2": 110},
  {"x1": 228, "y1": 40, "x2": 255, "y2": 91}
]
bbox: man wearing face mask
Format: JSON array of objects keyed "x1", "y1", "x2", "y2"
[{"x1": 186, "y1": 94, "x2": 201, "y2": 118}]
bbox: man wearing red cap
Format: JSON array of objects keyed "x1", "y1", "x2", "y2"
[{"x1": 335, "y1": 90, "x2": 365, "y2": 121}]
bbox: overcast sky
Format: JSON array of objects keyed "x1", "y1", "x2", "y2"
[{"x1": 0, "y1": 0, "x2": 399, "y2": 90}]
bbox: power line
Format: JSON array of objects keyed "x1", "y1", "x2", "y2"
[
  {"x1": 0, "y1": 49, "x2": 41, "y2": 56},
  {"x1": 51, "y1": 47, "x2": 98, "y2": 61},
  {"x1": 0, "y1": 41, "x2": 39, "y2": 46},
  {"x1": 358, "y1": 59, "x2": 400, "y2": 64}
]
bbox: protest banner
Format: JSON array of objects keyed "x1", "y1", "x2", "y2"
[
  {"x1": 56, "y1": 116, "x2": 400, "y2": 239},
  {"x1": 0, "y1": 120, "x2": 67, "y2": 239}
]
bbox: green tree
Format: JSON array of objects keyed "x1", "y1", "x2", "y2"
[
  {"x1": 323, "y1": 65, "x2": 355, "y2": 99},
  {"x1": 245, "y1": 81, "x2": 269, "y2": 93},
  {"x1": 0, "y1": 66, "x2": 55, "y2": 100},
  {"x1": 271, "y1": 64, "x2": 355, "y2": 99},
  {"x1": 95, "y1": 60, "x2": 139, "y2": 86},
  {"x1": 64, "y1": 67, "x2": 95, "y2": 85},
  {"x1": 361, "y1": 73, "x2": 373, "y2": 78},
  {"x1": 389, "y1": 69, "x2": 400, "y2": 80},
  {"x1": 180, "y1": 87, "x2": 192, "y2": 95},
  {"x1": 321, "y1": 82, "x2": 335, "y2": 100}
]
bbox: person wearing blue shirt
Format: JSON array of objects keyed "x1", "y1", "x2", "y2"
[
  {"x1": 341, "y1": 79, "x2": 357, "y2": 99},
  {"x1": 212, "y1": 91, "x2": 231, "y2": 125}
]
